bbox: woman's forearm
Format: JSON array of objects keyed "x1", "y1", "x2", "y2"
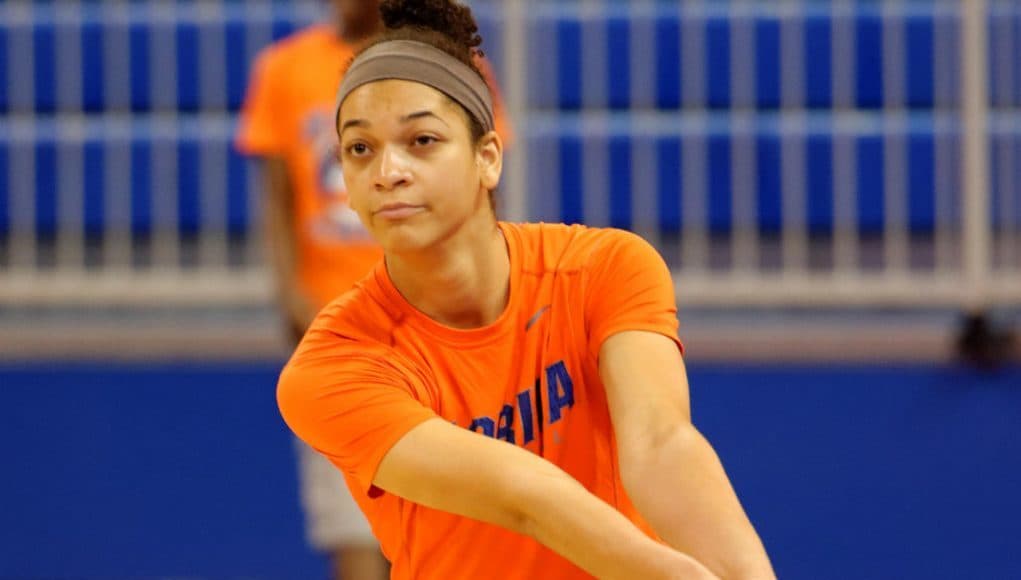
[
  {"x1": 620, "y1": 425, "x2": 775, "y2": 580},
  {"x1": 510, "y1": 464, "x2": 718, "y2": 580}
]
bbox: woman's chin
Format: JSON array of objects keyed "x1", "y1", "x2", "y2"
[{"x1": 378, "y1": 228, "x2": 435, "y2": 255}]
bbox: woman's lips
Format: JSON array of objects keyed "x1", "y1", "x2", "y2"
[{"x1": 375, "y1": 203, "x2": 425, "y2": 220}]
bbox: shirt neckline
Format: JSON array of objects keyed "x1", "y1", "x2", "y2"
[{"x1": 372, "y1": 222, "x2": 521, "y2": 347}]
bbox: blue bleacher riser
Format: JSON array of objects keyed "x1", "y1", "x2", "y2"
[
  {"x1": 34, "y1": 130, "x2": 57, "y2": 237},
  {"x1": 178, "y1": 133, "x2": 201, "y2": 235},
  {"x1": 32, "y1": 13, "x2": 56, "y2": 115},
  {"x1": 528, "y1": 8, "x2": 967, "y2": 111},
  {"x1": 81, "y1": 18, "x2": 105, "y2": 114},
  {"x1": 129, "y1": 20, "x2": 152, "y2": 113},
  {"x1": 539, "y1": 116, "x2": 953, "y2": 235},
  {"x1": 2, "y1": 1, "x2": 1021, "y2": 242}
]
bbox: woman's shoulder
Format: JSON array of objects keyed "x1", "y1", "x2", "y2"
[
  {"x1": 505, "y1": 222, "x2": 652, "y2": 272},
  {"x1": 309, "y1": 279, "x2": 401, "y2": 347}
]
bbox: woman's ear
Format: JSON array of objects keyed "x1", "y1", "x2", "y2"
[{"x1": 476, "y1": 131, "x2": 503, "y2": 192}]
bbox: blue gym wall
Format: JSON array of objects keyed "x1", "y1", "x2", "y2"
[{"x1": 3, "y1": 362, "x2": 1019, "y2": 579}]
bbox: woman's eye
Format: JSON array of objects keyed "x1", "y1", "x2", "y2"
[
  {"x1": 347, "y1": 143, "x2": 368, "y2": 156},
  {"x1": 414, "y1": 135, "x2": 437, "y2": 146}
]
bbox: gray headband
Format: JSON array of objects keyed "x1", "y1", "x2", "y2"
[{"x1": 334, "y1": 39, "x2": 495, "y2": 134}]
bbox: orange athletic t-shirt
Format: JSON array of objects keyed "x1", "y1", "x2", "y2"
[
  {"x1": 236, "y1": 25, "x2": 512, "y2": 309},
  {"x1": 278, "y1": 222, "x2": 683, "y2": 579}
]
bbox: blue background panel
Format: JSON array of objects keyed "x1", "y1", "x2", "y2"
[{"x1": 1, "y1": 363, "x2": 1019, "y2": 580}]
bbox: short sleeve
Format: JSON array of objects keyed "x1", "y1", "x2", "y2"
[
  {"x1": 584, "y1": 229, "x2": 683, "y2": 360},
  {"x1": 235, "y1": 48, "x2": 288, "y2": 156},
  {"x1": 277, "y1": 328, "x2": 438, "y2": 496}
]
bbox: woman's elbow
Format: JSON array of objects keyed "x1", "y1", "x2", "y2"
[{"x1": 617, "y1": 423, "x2": 705, "y2": 493}]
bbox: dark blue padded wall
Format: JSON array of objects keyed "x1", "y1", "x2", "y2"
[{"x1": 1, "y1": 362, "x2": 1019, "y2": 579}]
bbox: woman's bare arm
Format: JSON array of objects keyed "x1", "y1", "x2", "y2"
[
  {"x1": 599, "y1": 330, "x2": 775, "y2": 580},
  {"x1": 374, "y1": 417, "x2": 719, "y2": 580}
]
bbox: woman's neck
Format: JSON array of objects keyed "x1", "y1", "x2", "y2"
[{"x1": 385, "y1": 220, "x2": 510, "y2": 329}]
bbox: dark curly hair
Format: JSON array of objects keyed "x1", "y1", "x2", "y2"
[{"x1": 357, "y1": 0, "x2": 489, "y2": 144}]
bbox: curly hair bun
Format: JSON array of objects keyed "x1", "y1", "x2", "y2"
[{"x1": 380, "y1": 0, "x2": 482, "y2": 52}]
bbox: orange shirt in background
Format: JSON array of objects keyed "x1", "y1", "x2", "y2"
[
  {"x1": 236, "y1": 25, "x2": 512, "y2": 309},
  {"x1": 279, "y1": 223, "x2": 683, "y2": 579},
  {"x1": 236, "y1": 25, "x2": 380, "y2": 309}
]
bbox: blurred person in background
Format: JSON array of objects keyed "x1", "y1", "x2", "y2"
[
  {"x1": 235, "y1": 1, "x2": 508, "y2": 578},
  {"x1": 235, "y1": 1, "x2": 387, "y2": 576}
]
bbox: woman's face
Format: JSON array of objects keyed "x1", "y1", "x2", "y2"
[{"x1": 337, "y1": 79, "x2": 502, "y2": 254}]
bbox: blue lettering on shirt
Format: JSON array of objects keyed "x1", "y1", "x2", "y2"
[
  {"x1": 545, "y1": 361, "x2": 575, "y2": 423},
  {"x1": 465, "y1": 360, "x2": 576, "y2": 449}
]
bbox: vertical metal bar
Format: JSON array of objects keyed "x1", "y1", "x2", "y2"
[
  {"x1": 780, "y1": 3, "x2": 807, "y2": 273},
  {"x1": 245, "y1": 0, "x2": 274, "y2": 269},
  {"x1": 102, "y1": 2, "x2": 131, "y2": 272},
  {"x1": 630, "y1": 2, "x2": 659, "y2": 245},
  {"x1": 730, "y1": 2, "x2": 758, "y2": 273},
  {"x1": 104, "y1": 118, "x2": 132, "y2": 270},
  {"x1": 961, "y1": 0, "x2": 991, "y2": 310},
  {"x1": 56, "y1": 118, "x2": 85, "y2": 272},
  {"x1": 150, "y1": 1, "x2": 180, "y2": 270},
  {"x1": 199, "y1": 125, "x2": 229, "y2": 271},
  {"x1": 57, "y1": 1, "x2": 82, "y2": 113},
  {"x1": 198, "y1": 2, "x2": 228, "y2": 270},
  {"x1": 832, "y1": 0, "x2": 859, "y2": 274},
  {"x1": 583, "y1": 123, "x2": 610, "y2": 227},
  {"x1": 933, "y1": 3, "x2": 956, "y2": 275},
  {"x1": 681, "y1": 0, "x2": 708, "y2": 271},
  {"x1": 104, "y1": 1, "x2": 130, "y2": 111},
  {"x1": 994, "y1": 4, "x2": 1016, "y2": 273},
  {"x1": 9, "y1": 121, "x2": 36, "y2": 271},
  {"x1": 55, "y1": 2, "x2": 84, "y2": 272},
  {"x1": 582, "y1": 10, "x2": 608, "y2": 228},
  {"x1": 9, "y1": 6, "x2": 36, "y2": 270},
  {"x1": 502, "y1": 0, "x2": 528, "y2": 222},
  {"x1": 882, "y1": 1, "x2": 909, "y2": 274}
]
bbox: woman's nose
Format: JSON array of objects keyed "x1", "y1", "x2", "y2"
[{"x1": 374, "y1": 146, "x2": 411, "y2": 191}]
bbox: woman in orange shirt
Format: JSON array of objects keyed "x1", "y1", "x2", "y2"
[{"x1": 278, "y1": 0, "x2": 775, "y2": 578}]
